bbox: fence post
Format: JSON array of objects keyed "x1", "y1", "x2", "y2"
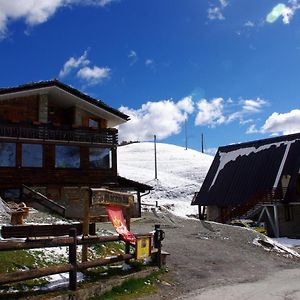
[
  {"x1": 154, "y1": 224, "x2": 162, "y2": 268},
  {"x1": 69, "y1": 228, "x2": 77, "y2": 291}
]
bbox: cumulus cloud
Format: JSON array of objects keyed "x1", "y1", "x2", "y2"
[
  {"x1": 0, "y1": 0, "x2": 117, "y2": 39},
  {"x1": 260, "y1": 109, "x2": 300, "y2": 135},
  {"x1": 59, "y1": 50, "x2": 90, "y2": 78},
  {"x1": 194, "y1": 97, "x2": 268, "y2": 128},
  {"x1": 207, "y1": 0, "x2": 229, "y2": 21},
  {"x1": 195, "y1": 98, "x2": 225, "y2": 127},
  {"x1": 266, "y1": 1, "x2": 300, "y2": 24},
  {"x1": 77, "y1": 66, "x2": 110, "y2": 85},
  {"x1": 59, "y1": 50, "x2": 110, "y2": 85},
  {"x1": 118, "y1": 97, "x2": 194, "y2": 142}
]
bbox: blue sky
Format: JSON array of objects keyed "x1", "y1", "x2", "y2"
[{"x1": 0, "y1": 0, "x2": 300, "y2": 154}]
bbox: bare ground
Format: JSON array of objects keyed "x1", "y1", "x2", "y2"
[{"x1": 127, "y1": 211, "x2": 300, "y2": 299}]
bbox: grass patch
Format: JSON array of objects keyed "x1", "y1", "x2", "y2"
[
  {"x1": 89, "y1": 270, "x2": 164, "y2": 300},
  {"x1": 92, "y1": 241, "x2": 125, "y2": 257}
]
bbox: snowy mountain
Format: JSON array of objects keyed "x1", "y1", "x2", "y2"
[{"x1": 117, "y1": 142, "x2": 213, "y2": 218}]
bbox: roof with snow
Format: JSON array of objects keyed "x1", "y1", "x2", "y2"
[
  {"x1": 192, "y1": 132, "x2": 300, "y2": 207},
  {"x1": 0, "y1": 80, "x2": 129, "y2": 126}
]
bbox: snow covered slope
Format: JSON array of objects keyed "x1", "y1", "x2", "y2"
[{"x1": 117, "y1": 142, "x2": 213, "y2": 218}]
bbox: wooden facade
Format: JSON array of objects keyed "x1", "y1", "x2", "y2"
[{"x1": 0, "y1": 80, "x2": 151, "y2": 218}]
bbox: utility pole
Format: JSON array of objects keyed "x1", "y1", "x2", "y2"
[
  {"x1": 185, "y1": 119, "x2": 188, "y2": 150},
  {"x1": 154, "y1": 135, "x2": 157, "y2": 180},
  {"x1": 201, "y1": 133, "x2": 204, "y2": 153}
]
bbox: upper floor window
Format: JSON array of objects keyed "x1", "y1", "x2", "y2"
[
  {"x1": 55, "y1": 145, "x2": 80, "y2": 168},
  {"x1": 0, "y1": 142, "x2": 16, "y2": 167},
  {"x1": 22, "y1": 144, "x2": 43, "y2": 167},
  {"x1": 89, "y1": 148, "x2": 112, "y2": 169},
  {"x1": 88, "y1": 118, "x2": 99, "y2": 128}
]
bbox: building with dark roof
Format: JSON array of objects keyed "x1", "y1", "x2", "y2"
[
  {"x1": 0, "y1": 80, "x2": 151, "y2": 219},
  {"x1": 192, "y1": 133, "x2": 300, "y2": 237}
]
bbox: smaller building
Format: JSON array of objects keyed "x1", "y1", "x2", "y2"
[{"x1": 192, "y1": 133, "x2": 300, "y2": 237}]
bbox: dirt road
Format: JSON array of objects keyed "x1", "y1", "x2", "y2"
[
  {"x1": 176, "y1": 268, "x2": 300, "y2": 300},
  {"x1": 129, "y1": 211, "x2": 300, "y2": 299}
]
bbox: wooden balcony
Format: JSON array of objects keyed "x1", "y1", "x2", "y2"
[{"x1": 0, "y1": 123, "x2": 118, "y2": 145}]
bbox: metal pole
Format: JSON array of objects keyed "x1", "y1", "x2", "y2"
[
  {"x1": 201, "y1": 133, "x2": 204, "y2": 153},
  {"x1": 154, "y1": 224, "x2": 161, "y2": 268},
  {"x1": 185, "y1": 120, "x2": 187, "y2": 150},
  {"x1": 154, "y1": 135, "x2": 157, "y2": 180}
]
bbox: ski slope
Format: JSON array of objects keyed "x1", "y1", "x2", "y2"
[{"x1": 117, "y1": 142, "x2": 213, "y2": 218}]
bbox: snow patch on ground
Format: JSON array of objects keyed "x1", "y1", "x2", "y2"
[
  {"x1": 253, "y1": 235, "x2": 300, "y2": 258},
  {"x1": 273, "y1": 237, "x2": 300, "y2": 247},
  {"x1": 118, "y1": 142, "x2": 213, "y2": 218}
]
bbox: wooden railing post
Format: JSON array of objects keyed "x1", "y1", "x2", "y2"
[{"x1": 69, "y1": 228, "x2": 77, "y2": 291}]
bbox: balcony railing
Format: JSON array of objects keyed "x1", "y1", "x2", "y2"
[{"x1": 0, "y1": 123, "x2": 118, "y2": 145}]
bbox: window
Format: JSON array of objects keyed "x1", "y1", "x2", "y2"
[
  {"x1": 3, "y1": 189, "x2": 20, "y2": 201},
  {"x1": 88, "y1": 118, "x2": 99, "y2": 128},
  {"x1": 0, "y1": 142, "x2": 16, "y2": 167},
  {"x1": 22, "y1": 144, "x2": 43, "y2": 167},
  {"x1": 89, "y1": 148, "x2": 112, "y2": 169},
  {"x1": 55, "y1": 145, "x2": 80, "y2": 168}
]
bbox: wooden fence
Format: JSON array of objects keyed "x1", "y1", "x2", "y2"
[{"x1": 0, "y1": 224, "x2": 163, "y2": 292}]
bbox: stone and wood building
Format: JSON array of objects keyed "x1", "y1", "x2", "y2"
[{"x1": 0, "y1": 80, "x2": 151, "y2": 219}]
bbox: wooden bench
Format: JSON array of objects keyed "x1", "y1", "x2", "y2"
[{"x1": 151, "y1": 248, "x2": 170, "y2": 266}]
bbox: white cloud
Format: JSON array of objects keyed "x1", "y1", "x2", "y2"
[
  {"x1": 128, "y1": 50, "x2": 137, "y2": 66},
  {"x1": 145, "y1": 59, "x2": 154, "y2": 66},
  {"x1": 266, "y1": 1, "x2": 300, "y2": 25},
  {"x1": 118, "y1": 97, "x2": 194, "y2": 142},
  {"x1": 260, "y1": 109, "x2": 300, "y2": 135},
  {"x1": 59, "y1": 49, "x2": 110, "y2": 85},
  {"x1": 0, "y1": 0, "x2": 117, "y2": 39},
  {"x1": 195, "y1": 98, "x2": 225, "y2": 127},
  {"x1": 246, "y1": 124, "x2": 258, "y2": 134},
  {"x1": 242, "y1": 98, "x2": 268, "y2": 112},
  {"x1": 207, "y1": 0, "x2": 228, "y2": 21},
  {"x1": 177, "y1": 96, "x2": 194, "y2": 114},
  {"x1": 59, "y1": 50, "x2": 90, "y2": 78},
  {"x1": 244, "y1": 21, "x2": 255, "y2": 27},
  {"x1": 77, "y1": 66, "x2": 110, "y2": 85},
  {"x1": 194, "y1": 97, "x2": 268, "y2": 128}
]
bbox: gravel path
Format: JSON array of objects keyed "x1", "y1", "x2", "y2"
[{"x1": 127, "y1": 211, "x2": 300, "y2": 299}]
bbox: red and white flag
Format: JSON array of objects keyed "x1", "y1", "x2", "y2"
[{"x1": 106, "y1": 205, "x2": 136, "y2": 245}]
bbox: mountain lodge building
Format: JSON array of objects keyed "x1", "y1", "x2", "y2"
[{"x1": 0, "y1": 80, "x2": 151, "y2": 219}]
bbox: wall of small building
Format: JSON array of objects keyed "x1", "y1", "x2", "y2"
[
  {"x1": 278, "y1": 204, "x2": 300, "y2": 237},
  {"x1": 206, "y1": 205, "x2": 221, "y2": 221}
]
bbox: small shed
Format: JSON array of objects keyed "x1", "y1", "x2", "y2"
[{"x1": 192, "y1": 133, "x2": 300, "y2": 237}]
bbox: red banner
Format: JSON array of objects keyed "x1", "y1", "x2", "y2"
[{"x1": 106, "y1": 205, "x2": 136, "y2": 245}]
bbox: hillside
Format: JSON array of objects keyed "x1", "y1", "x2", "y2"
[{"x1": 117, "y1": 142, "x2": 213, "y2": 218}]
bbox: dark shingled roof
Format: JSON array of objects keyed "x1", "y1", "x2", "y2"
[
  {"x1": 0, "y1": 80, "x2": 129, "y2": 121},
  {"x1": 192, "y1": 132, "x2": 300, "y2": 207},
  {"x1": 117, "y1": 176, "x2": 153, "y2": 192}
]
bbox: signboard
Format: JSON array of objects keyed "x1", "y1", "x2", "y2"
[
  {"x1": 90, "y1": 188, "x2": 133, "y2": 207},
  {"x1": 136, "y1": 235, "x2": 152, "y2": 260}
]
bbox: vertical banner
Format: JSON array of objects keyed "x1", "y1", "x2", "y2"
[{"x1": 106, "y1": 205, "x2": 136, "y2": 245}]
